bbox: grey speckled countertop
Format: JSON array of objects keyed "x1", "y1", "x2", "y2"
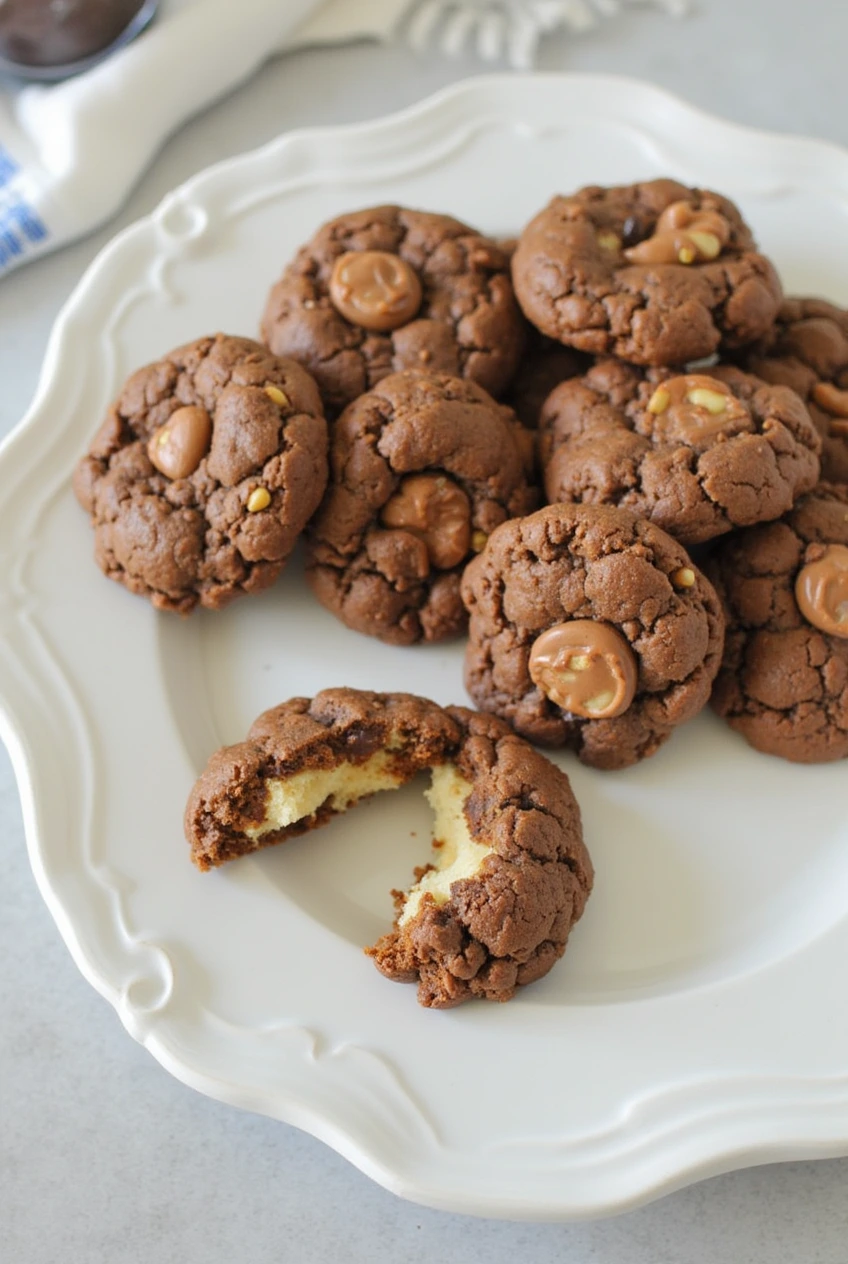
[{"x1": 3, "y1": 3, "x2": 848, "y2": 1260}]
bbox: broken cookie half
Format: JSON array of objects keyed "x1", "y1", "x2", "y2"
[{"x1": 185, "y1": 688, "x2": 593, "y2": 1008}]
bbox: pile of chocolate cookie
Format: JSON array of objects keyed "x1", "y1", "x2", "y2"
[
  {"x1": 507, "y1": 181, "x2": 847, "y2": 767},
  {"x1": 74, "y1": 179, "x2": 848, "y2": 1006},
  {"x1": 75, "y1": 180, "x2": 848, "y2": 769}
]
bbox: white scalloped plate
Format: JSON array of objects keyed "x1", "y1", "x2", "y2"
[{"x1": 2, "y1": 74, "x2": 848, "y2": 1221}]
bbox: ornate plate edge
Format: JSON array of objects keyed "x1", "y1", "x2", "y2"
[{"x1": 2, "y1": 72, "x2": 848, "y2": 1218}]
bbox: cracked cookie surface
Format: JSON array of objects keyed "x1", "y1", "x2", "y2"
[
  {"x1": 73, "y1": 334, "x2": 328, "y2": 613},
  {"x1": 539, "y1": 359, "x2": 821, "y2": 546},
  {"x1": 511, "y1": 179, "x2": 782, "y2": 366},
  {"x1": 708, "y1": 484, "x2": 848, "y2": 763},
  {"x1": 306, "y1": 369, "x2": 538, "y2": 645},
  {"x1": 461, "y1": 502, "x2": 725, "y2": 769},
  {"x1": 260, "y1": 204, "x2": 525, "y2": 416},
  {"x1": 185, "y1": 687, "x2": 593, "y2": 1008},
  {"x1": 742, "y1": 297, "x2": 848, "y2": 484}
]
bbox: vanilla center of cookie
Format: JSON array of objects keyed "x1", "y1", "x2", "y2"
[
  {"x1": 242, "y1": 754, "x2": 493, "y2": 920},
  {"x1": 398, "y1": 764, "x2": 493, "y2": 927},
  {"x1": 245, "y1": 749, "x2": 406, "y2": 840}
]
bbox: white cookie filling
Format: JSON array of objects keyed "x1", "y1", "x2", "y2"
[
  {"x1": 398, "y1": 764, "x2": 494, "y2": 927},
  {"x1": 245, "y1": 750, "x2": 406, "y2": 840}
]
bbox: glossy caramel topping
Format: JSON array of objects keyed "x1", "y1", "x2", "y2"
[
  {"x1": 329, "y1": 250, "x2": 423, "y2": 332},
  {"x1": 795, "y1": 544, "x2": 848, "y2": 639},
  {"x1": 812, "y1": 381, "x2": 848, "y2": 419},
  {"x1": 623, "y1": 200, "x2": 732, "y2": 266},
  {"x1": 528, "y1": 620, "x2": 638, "y2": 719},
  {"x1": 147, "y1": 405, "x2": 212, "y2": 480},
  {"x1": 380, "y1": 474, "x2": 471, "y2": 570},
  {"x1": 645, "y1": 374, "x2": 751, "y2": 446}
]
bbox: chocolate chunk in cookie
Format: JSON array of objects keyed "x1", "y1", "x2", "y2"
[
  {"x1": 306, "y1": 370, "x2": 538, "y2": 645},
  {"x1": 185, "y1": 688, "x2": 593, "y2": 1008},
  {"x1": 461, "y1": 503, "x2": 725, "y2": 770},
  {"x1": 74, "y1": 335, "x2": 328, "y2": 613},
  {"x1": 512, "y1": 179, "x2": 782, "y2": 366},
  {"x1": 709, "y1": 484, "x2": 848, "y2": 763},
  {"x1": 539, "y1": 359, "x2": 821, "y2": 546},
  {"x1": 260, "y1": 205, "x2": 525, "y2": 416},
  {"x1": 742, "y1": 297, "x2": 848, "y2": 484}
]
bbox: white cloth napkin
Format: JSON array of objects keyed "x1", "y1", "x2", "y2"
[{"x1": 0, "y1": 0, "x2": 683, "y2": 275}]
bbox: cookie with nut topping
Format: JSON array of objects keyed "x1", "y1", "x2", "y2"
[
  {"x1": 185, "y1": 687, "x2": 593, "y2": 1008},
  {"x1": 708, "y1": 484, "x2": 848, "y2": 763},
  {"x1": 305, "y1": 370, "x2": 538, "y2": 645},
  {"x1": 461, "y1": 503, "x2": 725, "y2": 770},
  {"x1": 742, "y1": 297, "x2": 848, "y2": 484},
  {"x1": 511, "y1": 178, "x2": 782, "y2": 366},
  {"x1": 260, "y1": 205, "x2": 525, "y2": 416},
  {"x1": 73, "y1": 334, "x2": 328, "y2": 613},
  {"x1": 539, "y1": 359, "x2": 821, "y2": 546}
]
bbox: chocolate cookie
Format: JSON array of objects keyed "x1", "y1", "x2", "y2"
[
  {"x1": 709, "y1": 484, "x2": 848, "y2": 763},
  {"x1": 260, "y1": 205, "x2": 525, "y2": 416},
  {"x1": 539, "y1": 359, "x2": 821, "y2": 546},
  {"x1": 369, "y1": 705, "x2": 593, "y2": 1008},
  {"x1": 512, "y1": 179, "x2": 782, "y2": 366},
  {"x1": 185, "y1": 688, "x2": 593, "y2": 1008},
  {"x1": 461, "y1": 503, "x2": 725, "y2": 769},
  {"x1": 306, "y1": 370, "x2": 538, "y2": 645},
  {"x1": 743, "y1": 297, "x2": 848, "y2": 484},
  {"x1": 73, "y1": 334, "x2": 328, "y2": 613},
  {"x1": 186, "y1": 689, "x2": 458, "y2": 869}
]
